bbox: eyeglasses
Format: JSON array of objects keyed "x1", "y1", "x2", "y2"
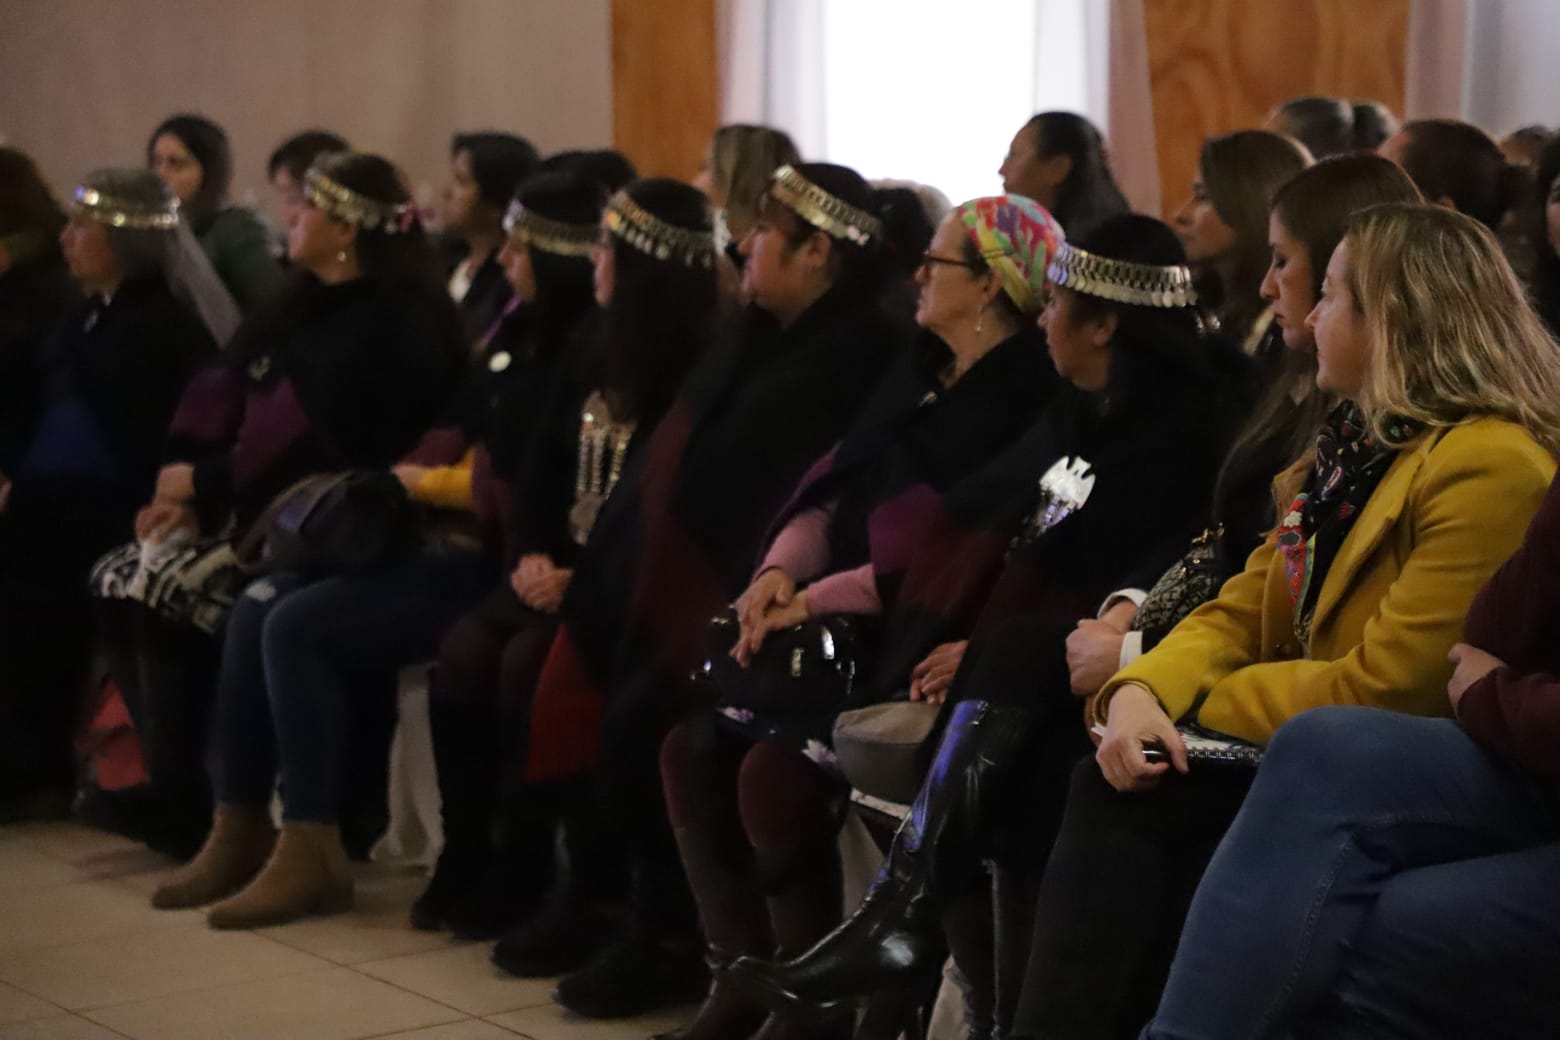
[{"x1": 919, "y1": 251, "x2": 980, "y2": 271}]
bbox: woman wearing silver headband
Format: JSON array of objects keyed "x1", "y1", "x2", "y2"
[
  {"x1": 424, "y1": 178, "x2": 719, "y2": 954},
  {"x1": 508, "y1": 162, "x2": 901, "y2": 1020},
  {"x1": 149, "y1": 113, "x2": 284, "y2": 312},
  {"x1": 79, "y1": 152, "x2": 464, "y2": 868},
  {"x1": 219, "y1": 169, "x2": 610, "y2": 935},
  {"x1": 728, "y1": 214, "x2": 1251, "y2": 1037},
  {"x1": 0, "y1": 167, "x2": 219, "y2": 816}
]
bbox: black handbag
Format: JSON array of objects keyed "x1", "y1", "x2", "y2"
[
  {"x1": 237, "y1": 471, "x2": 421, "y2": 577},
  {"x1": 700, "y1": 607, "x2": 863, "y2": 717},
  {"x1": 1131, "y1": 524, "x2": 1235, "y2": 647}
]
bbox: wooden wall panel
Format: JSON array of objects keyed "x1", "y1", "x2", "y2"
[
  {"x1": 611, "y1": 0, "x2": 719, "y2": 181},
  {"x1": 1144, "y1": 0, "x2": 1409, "y2": 217}
]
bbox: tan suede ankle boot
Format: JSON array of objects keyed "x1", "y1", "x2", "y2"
[
  {"x1": 206, "y1": 821, "x2": 354, "y2": 930},
  {"x1": 151, "y1": 804, "x2": 277, "y2": 910}
]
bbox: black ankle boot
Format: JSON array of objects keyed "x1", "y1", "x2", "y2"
[
  {"x1": 553, "y1": 853, "x2": 706, "y2": 1019},
  {"x1": 409, "y1": 695, "x2": 500, "y2": 931},
  {"x1": 444, "y1": 791, "x2": 557, "y2": 940},
  {"x1": 726, "y1": 700, "x2": 1032, "y2": 1021}
]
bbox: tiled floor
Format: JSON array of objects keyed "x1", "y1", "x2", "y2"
[{"x1": 0, "y1": 822, "x2": 695, "y2": 1039}]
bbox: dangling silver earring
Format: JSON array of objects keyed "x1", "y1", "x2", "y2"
[
  {"x1": 335, "y1": 250, "x2": 348, "y2": 264},
  {"x1": 975, "y1": 306, "x2": 985, "y2": 335}
]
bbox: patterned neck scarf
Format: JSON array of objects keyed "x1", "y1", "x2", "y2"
[{"x1": 1275, "y1": 401, "x2": 1420, "y2": 645}]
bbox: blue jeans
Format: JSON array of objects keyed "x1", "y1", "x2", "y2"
[
  {"x1": 211, "y1": 546, "x2": 494, "y2": 822},
  {"x1": 1143, "y1": 706, "x2": 1560, "y2": 1040}
]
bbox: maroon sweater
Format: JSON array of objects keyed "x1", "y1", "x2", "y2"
[{"x1": 1459, "y1": 466, "x2": 1560, "y2": 782}]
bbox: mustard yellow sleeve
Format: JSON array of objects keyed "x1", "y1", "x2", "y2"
[
  {"x1": 411, "y1": 448, "x2": 477, "y2": 511},
  {"x1": 1091, "y1": 537, "x2": 1273, "y2": 727},
  {"x1": 1190, "y1": 430, "x2": 1553, "y2": 743}
]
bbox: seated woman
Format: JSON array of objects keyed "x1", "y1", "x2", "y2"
[
  {"x1": 440, "y1": 131, "x2": 540, "y2": 342},
  {"x1": 1379, "y1": 119, "x2": 1526, "y2": 234},
  {"x1": 692, "y1": 123, "x2": 800, "y2": 259},
  {"x1": 1142, "y1": 240, "x2": 1560, "y2": 1040},
  {"x1": 658, "y1": 194, "x2": 1065, "y2": 1040},
  {"x1": 1009, "y1": 203, "x2": 1560, "y2": 1040},
  {"x1": 998, "y1": 111, "x2": 1130, "y2": 240},
  {"x1": 410, "y1": 177, "x2": 716, "y2": 939},
  {"x1": 0, "y1": 147, "x2": 79, "y2": 475},
  {"x1": 502, "y1": 164, "x2": 902, "y2": 1019},
  {"x1": 1263, "y1": 96, "x2": 1356, "y2": 159},
  {"x1": 728, "y1": 214, "x2": 1249, "y2": 1035},
  {"x1": 1065, "y1": 155, "x2": 1420, "y2": 695},
  {"x1": 1173, "y1": 130, "x2": 1311, "y2": 365},
  {"x1": 82, "y1": 151, "x2": 464, "y2": 873},
  {"x1": 148, "y1": 113, "x2": 284, "y2": 311},
  {"x1": 0, "y1": 168, "x2": 221, "y2": 815}
]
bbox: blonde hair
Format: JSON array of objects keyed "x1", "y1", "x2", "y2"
[
  {"x1": 1346, "y1": 202, "x2": 1560, "y2": 455},
  {"x1": 709, "y1": 124, "x2": 800, "y2": 238}
]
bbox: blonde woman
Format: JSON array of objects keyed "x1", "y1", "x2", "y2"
[{"x1": 1010, "y1": 203, "x2": 1560, "y2": 1040}]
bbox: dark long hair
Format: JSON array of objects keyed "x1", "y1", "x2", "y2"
[
  {"x1": 1393, "y1": 119, "x2": 1527, "y2": 230},
  {"x1": 1064, "y1": 214, "x2": 1225, "y2": 402},
  {"x1": 1218, "y1": 155, "x2": 1425, "y2": 510},
  {"x1": 228, "y1": 152, "x2": 460, "y2": 366},
  {"x1": 593, "y1": 178, "x2": 717, "y2": 425},
  {"x1": 511, "y1": 171, "x2": 603, "y2": 335},
  {"x1": 1533, "y1": 137, "x2": 1560, "y2": 336},
  {"x1": 1022, "y1": 112, "x2": 1130, "y2": 238},
  {"x1": 757, "y1": 161, "x2": 884, "y2": 295},
  {"x1": 147, "y1": 113, "x2": 232, "y2": 223},
  {"x1": 452, "y1": 131, "x2": 540, "y2": 212},
  {"x1": 0, "y1": 146, "x2": 66, "y2": 257},
  {"x1": 1198, "y1": 130, "x2": 1313, "y2": 341}
]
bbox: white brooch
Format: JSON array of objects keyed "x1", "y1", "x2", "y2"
[
  {"x1": 1023, "y1": 456, "x2": 1097, "y2": 538},
  {"x1": 488, "y1": 351, "x2": 512, "y2": 374}
]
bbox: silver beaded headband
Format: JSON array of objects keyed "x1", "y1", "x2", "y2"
[
  {"x1": 503, "y1": 199, "x2": 598, "y2": 258},
  {"x1": 768, "y1": 165, "x2": 883, "y2": 246},
  {"x1": 304, "y1": 166, "x2": 416, "y2": 234},
  {"x1": 1046, "y1": 243, "x2": 1197, "y2": 308},
  {"x1": 604, "y1": 190, "x2": 715, "y2": 268},
  {"x1": 72, "y1": 185, "x2": 179, "y2": 230}
]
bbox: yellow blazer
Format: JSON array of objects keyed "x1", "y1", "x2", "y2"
[{"x1": 1092, "y1": 418, "x2": 1555, "y2": 744}]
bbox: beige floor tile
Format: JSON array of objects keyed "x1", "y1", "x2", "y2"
[
  {"x1": 486, "y1": 1004, "x2": 697, "y2": 1040},
  {"x1": 357, "y1": 944, "x2": 554, "y2": 1017},
  {"x1": 0, "y1": 923, "x2": 328, "y2": 1011},
  {"x1": 0, "y1": 880, "x2": 202, "y2": 956},
  {"x1": 86, "y1": 967, "x2": 462, "y2": 1040},
  {"x1": 373, "y1": 1022, "x2": 523, "y2": 1039},
  {"x1": 257, "y1": 872, "x2": 454, "y2": 965},
  {"x1": 4, "y1": 823, "x2": 145, "y2": 865},
  {"x1": 0, "y1": 842, "x2": 91, "y2": 889},
  {"x1": 0, "y1": 1015, "x2": 128, "y2": 1039},
  {"x1": 0, "y1": 981, "x2": 60, "y2": 1026}
]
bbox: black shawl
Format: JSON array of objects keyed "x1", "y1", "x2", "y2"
[
  {"x1": 560, "y1": 287, "x2": 902, "y2": 692},
  {"x1": 870, "y1": 346, "x2": 1250, "y2": 700}
]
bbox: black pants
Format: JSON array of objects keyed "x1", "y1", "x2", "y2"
[{"x1": 1009, "y1": 759, "x2": 1254, "y2": 1040}]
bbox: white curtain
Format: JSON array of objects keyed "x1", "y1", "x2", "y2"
[
  {"x1": 1406, "y1": 0, "x2": 1558, "y2": 134},
  {"x1": 718, "y1": 0, "x2": 1160, "y2": 213}
]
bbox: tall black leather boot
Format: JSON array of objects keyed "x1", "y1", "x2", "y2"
[
  {"x1": 727, "y1": 700, "x2": 1033, "y2": 1022},
  {"x1": 650, "y1": 825, "x2": 772, "y2": 1040},
  {"x1": 409, "y1": 693, "x2": 500, "y2": 931},
  {"x1": 748, "y1": 839, "x2": 853, "y2": 1040},
  {"x1": 991, "y1": 861, "x2": 1041, "y2": 1040}
]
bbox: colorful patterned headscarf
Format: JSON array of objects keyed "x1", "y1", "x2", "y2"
[{"x1": 953, "y1": 195, "x2": 1066, "y2": 316}]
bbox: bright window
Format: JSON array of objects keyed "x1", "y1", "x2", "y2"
[{"x1": 816, "y1": 0, "x2": 1100, "y2": 204}]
